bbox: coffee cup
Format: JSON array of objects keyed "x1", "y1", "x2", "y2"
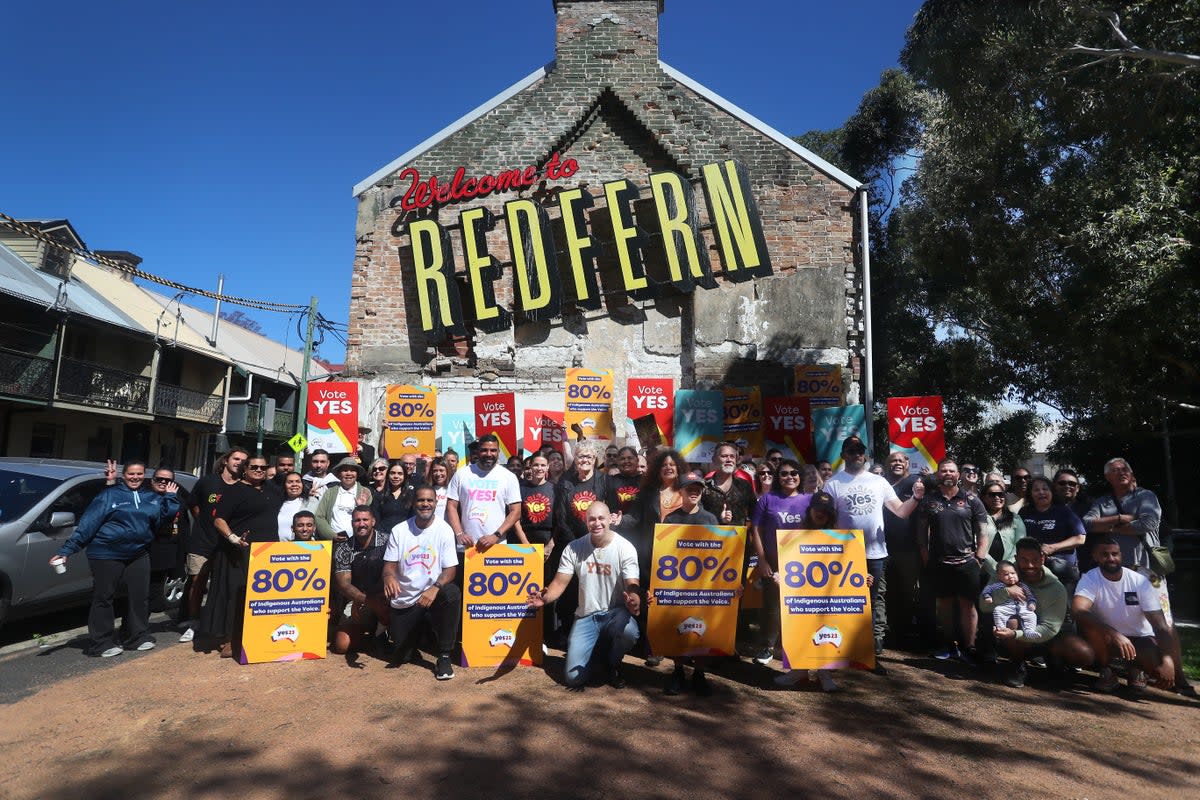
[{"x1": 51, "y1": 557, "x2": 67, "y2": 575}]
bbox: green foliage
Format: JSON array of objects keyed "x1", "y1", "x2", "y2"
[{"x1": 802, "y1": 2, "x2": 1199, "y2": 505}]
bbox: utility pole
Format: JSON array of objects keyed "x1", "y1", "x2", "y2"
[{"x1": 295, "y1": 296, "x2": 319, "y2": 439}]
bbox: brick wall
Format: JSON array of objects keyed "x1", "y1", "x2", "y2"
[{"x1": 347, "y1": 0, "x2": 859, "y2": 421}]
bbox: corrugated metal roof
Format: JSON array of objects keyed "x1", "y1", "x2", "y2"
[
  {"x1": 0, "y1": 240, "x2": 145, "y2": 331},
  {"x1": 139, "y1": 293, "x2": 325, "y2": 386},
  {"x1": 70, "y1": 260, "x2": 232, "y2": 364},
  {"x1": 0, "y1": 240, "x2": 60, "y2": 307}
]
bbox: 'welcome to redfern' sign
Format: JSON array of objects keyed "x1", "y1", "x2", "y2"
[{"x1": 402, "y1": 158, "x2": 773, "y2": 341}]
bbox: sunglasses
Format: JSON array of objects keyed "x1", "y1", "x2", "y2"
[
  {"x1": 372, "y1": 467, "x2": 387, "y2": 472},
  {"x1": 983, "y1": 492, "x2": 1005, "y2": 498},
  {"x1": 962, "y1": 467, "x2": 979, "y2": 474},
  {"x1": 1055, "y1": 480, "x2": 1079, "y2": 487},
  {"x1": 152, "y1": 476, "x2": 172, "y2": 484},
  {"x1": 778, "y1": 470, "x2": 800, "y2": 478},
  {"x1": 246, "y1": 464, "x2": 267, "y2": 471}
]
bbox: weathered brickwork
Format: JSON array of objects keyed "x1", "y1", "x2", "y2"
[{"x1": 347, "y1": 0, "x2": 861, "y2": 419}]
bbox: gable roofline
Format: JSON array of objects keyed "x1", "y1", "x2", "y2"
[
  {"x1": 656, "y1": 62, "x2": 861, "y2": 191},
  {"x1": 351, "y1": 59, "x2": 861, "y2": 198},
  {"x1": 352, "y1": 63, "x2": 554, "y2": 198}
]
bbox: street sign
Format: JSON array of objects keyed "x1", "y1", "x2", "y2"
[{"x1": 287, "y1": 433, "x2": 307, "y2": 453}]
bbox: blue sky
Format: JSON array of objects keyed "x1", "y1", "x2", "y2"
[{"x1": 1, "y1": 0, "x2": 921, "y2": 363}]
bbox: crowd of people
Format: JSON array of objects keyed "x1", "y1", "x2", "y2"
[{"x1": 56, "y1": 432, "x2": 1195, "y2": 701}]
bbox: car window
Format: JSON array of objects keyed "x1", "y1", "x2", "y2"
[
  {"x1": 0, "y1": 470, "x2": 64, "y2": 521},
  {"x1": 50, "y1": 479, "x2": 108, "y2": 520}
]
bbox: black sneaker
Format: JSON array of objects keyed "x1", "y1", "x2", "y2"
[
  {"x1": 435, "y1": 654, "x2": 454, "y2": 681},
  {"x1": 692, "y1": 669, "x2": 712, "y2": 696},
  {"x1": 664, "y1": 668, "x2": 686, "y2": 695},
  {"x1": 1003, "y1": 660, "x2": 1027, "y2": 689},
  {"x1": 608, "y1": 667, "x2": 627, "y2": 690}
]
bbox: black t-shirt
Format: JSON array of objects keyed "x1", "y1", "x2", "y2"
[
  {"x1": 519, "y1": 480, "x2": 557, "y2": 545},
  {"x1": 213, "y1": 481, "x2": 282, "y2": 543},
  {"x1": 333, "y1": 529, "x2": 389, "y2": 596},
  {"x1": 607, "y1": 473, "x2": 642, "y2": 515},
  {"x1": 557, "y1": 470, "x2": 610, "y2": 541},
  {"x1": 664, "y1": 507, "x2": 719, "y2": 526},
  {"x1": 884, "y1": 474, "x2": 920, "y2": 553},
  {"x1": 189, "y1": 473, "x2": 233, "y2": 557},
  {"x1": 917, "y1": 489, "x2": 987, "y2": 564},
  {"x1": 373, "y1": 487, "x2": 414, "y2": 535},
  {"x1": 1020, "y1": 503, "x2": 1086, "y2": 564}
]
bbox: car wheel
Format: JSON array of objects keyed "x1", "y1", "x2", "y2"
[{"x1": 149, "y1": 573, "x2": 185, "y2": 612}]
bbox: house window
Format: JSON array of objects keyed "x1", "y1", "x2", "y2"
[{"x1": 30, "y1": 422, "x2": 65, "y2": 458}]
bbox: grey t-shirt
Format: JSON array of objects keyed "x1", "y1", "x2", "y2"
[{"x1": 557, "y1": 532, "x2": 639, "y2": 618}]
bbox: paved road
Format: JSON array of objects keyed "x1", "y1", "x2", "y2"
[{"x1": 0, "y1": 607, "x2": 186, "y2": 705}]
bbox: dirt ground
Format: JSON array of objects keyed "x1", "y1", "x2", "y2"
[{"x1": 1, "y1": 644, "x2": 1197, "y2": 800}]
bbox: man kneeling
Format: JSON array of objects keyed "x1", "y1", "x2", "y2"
[
  {"x1": 528, "y1": 501, "x2": 640, "y2": 690},
  {"x1": 382, "y1": 487, "x2": 461, "y2": 681},
  {"x1": 1073, "y1": 535, "x2": 1180, "y2": 694}
]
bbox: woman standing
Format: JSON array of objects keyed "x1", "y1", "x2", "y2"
[
  {"x1": 630, "y1": 448, "x2": 688, "y2": 666},
  {"x1": 51, "y1": 462, "x2": 179, "y2": 657},
  {"x1": 366, "y1": 458, "x2": 390, "y2": 502},
  {"x1": 800, "y1": 464, "x2": 823, "y2": 495},
  {"x1": 427, "y1": 457, "x2": 451, "y2": 520},
  {"x1": 374, "y1": 462, "x2": 413, "y2": 534},
  {"x1": 1020, "y1": 476, "x2": 1086, "y2": 592},
  {"x1": 606, "y1": 446, "x2": 642, "y2": 515},
  {"x1": 276, "y1": 472, "x2": 314, "y2": 541},
  {"x1": 754, "y1": 462, "x2": 776, "y2": 497},
  {"x1": 747, "y1": 460, "x2": 812, "y2": 668},
  {"x1": 546, "y1": 450, "x2": 566, "y2": 485},
  {"x1": 200, "y1": 454, "x2": 282, "y2": 659},
  {"x1": 981, "y1": 479, "x2": 1026, "y2": 578}
]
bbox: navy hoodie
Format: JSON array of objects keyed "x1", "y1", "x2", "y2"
[{"x1": 57, "y1": 483, "x2": 180, "y2": 561}]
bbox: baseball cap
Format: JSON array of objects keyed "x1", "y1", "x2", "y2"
[{"x1": 841, "y1": 435, "x2": 867, "y2": 454}]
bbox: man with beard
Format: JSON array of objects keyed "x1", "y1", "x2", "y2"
[
  {"x1": 916, "y1": 458, "x2": 988, "y2": 664},
  {"x1": 1073, "y1": 536, "x2": 1188, "y2": 695},
  {"x1": 331, "y1": 506, "x2": 391, "y2": 655},
  {"x1": 824, "y1": 436, "x2": 924, "y2": 658},
  {"x1": 985, "y1": 537, "x2": 1094, "y2": 688},
  {"x1": 701, "y1": 442, "x2": 755, "y2": 526},
  {"x1": 180, "y1": 447, "x2": 248, "y2": 644},
  {"x1": 446, "y1": 434, "x2": 522, "y2": 554},
  {"x1": 382, "y1": 487, "x2": 461, "y2": 680}
]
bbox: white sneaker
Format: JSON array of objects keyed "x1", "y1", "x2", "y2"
[
  {"x1": 100, "y1": 646, "x2": 123, "y2": 658},
  {"x1": 136, "y1": 640, "x2": 156, "y2": 651},
  {"x1": 773, "y1": 670, "x2": 805, "y2": 687},
  {"x1": 179, "y1": 627, "x2": 195, "y2": 643},
  {"x1": 818, "y1": 671, "x2": 840, "y2": 692}
]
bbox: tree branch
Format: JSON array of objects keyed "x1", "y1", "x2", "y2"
[{"x1": 1067, "y1": 6, "x2": 1200, "y2": 68}]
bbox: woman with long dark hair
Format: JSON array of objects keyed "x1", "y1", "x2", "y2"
[
  {"x1": 1020, "y1": 476, "x2": 1085, "y2": 593},
  {"x1": 981, "y1": 479, "x2": 1026, "y2": 577},
  {"x1": 373, "y1": 462, "x2": 412, "y2": 534},
  {"x1": 629, "y1": 448, "x2": 688, "y2": 667}
]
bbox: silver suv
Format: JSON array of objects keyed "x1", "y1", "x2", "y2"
[{"x1": 0, "y1": 458, "x2": 196, "y2": 629}]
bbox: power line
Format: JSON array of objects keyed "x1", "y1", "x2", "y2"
[{"x1": 1, "y1": 211, "x2": 308, "y2": 313}]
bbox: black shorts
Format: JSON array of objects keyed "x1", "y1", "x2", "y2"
[{"x1": 931, "y1": 560, "x2": 981, "y2": 600}]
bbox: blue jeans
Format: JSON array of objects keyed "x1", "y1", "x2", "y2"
[{"x1": 564, "y1": 607, "x2": 639, "y2": 687}]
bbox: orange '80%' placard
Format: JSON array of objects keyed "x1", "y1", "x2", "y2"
[
  {"x1": 777, "y1": 529, "x2": 874, "y2": 671},
  {"x1": 460, "y1": 543, "x2": 544, "y2": 668},
  {"x1": 648, "y1": 524, "x2": 746, "y2": 657},
  {"x1": 241, "y1": 541, "x2": 332, "y2": 665}
]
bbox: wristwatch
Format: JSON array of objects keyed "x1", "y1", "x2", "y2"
[{"x1": 431, "y1": 581, "x2": 443, "y2": 590}]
